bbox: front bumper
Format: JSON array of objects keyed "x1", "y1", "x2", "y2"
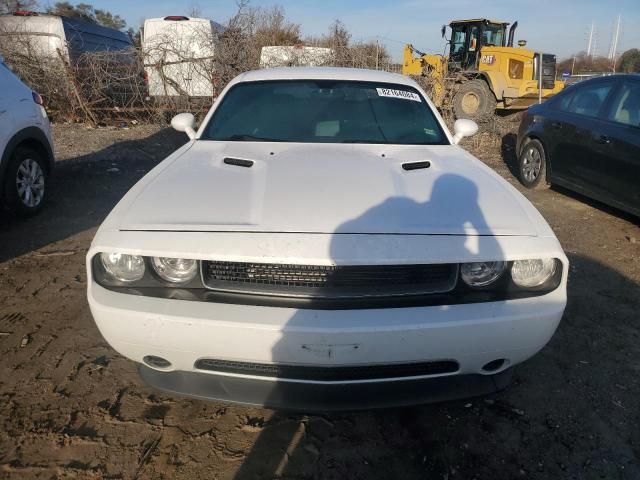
[
  {"x1": 89, "y1": 280, "x2": 565, "y2": 408},
  {"x1": 139, "y1": 364, "x2": 514, "y2": 411}
]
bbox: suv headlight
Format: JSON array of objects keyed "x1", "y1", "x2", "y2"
[
  {"x1": 511, "y1": 258, "x2": 556, "y2": 287},
  {"x1": 152, "y1": 257, "x2": 198, "y2": 283},
  {"x1": 100, "y1": 252, "x2": 145, "y2": 282},
  {"x1": 460, "y1": 261, "x2": 506, "y2": 287}
]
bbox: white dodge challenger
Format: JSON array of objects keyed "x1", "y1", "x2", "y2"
[{"x1": 87, "y1": 67, "x2": 567, "y2": 410}]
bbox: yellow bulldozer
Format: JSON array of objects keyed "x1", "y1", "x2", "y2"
[{"x1": 403, "y1": 19, "x2": 564, "y2": 121}]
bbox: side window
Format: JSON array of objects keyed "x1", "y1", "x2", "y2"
[
  {"x1": 508, "y1": 59, "x2": 524, "y2": 79},
  {"x1": 607, "y1": 81, "x2": 640, "y2": 127},
  {"x1": 556, "y1": 91, "x2": 573, "y2": 111},
  {"x1": 556, "y1": 82, "x2": 614, "y2": 118},
  {"x1": 451, "y1": 28, "x2": 466, "y2": 54}
]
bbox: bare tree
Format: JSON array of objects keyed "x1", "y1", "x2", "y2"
[
  {"x1": 212, "y1": 0, "x2": 258, "y2": 87},
  {"x1": 0, "y1": 0, "x2": 38, "y2": 13},
  {"x1": 254, "y1": 5, "x2": 300, "y2": 46},
  {"x1": 326, "y1": 20, "x2": 350, "y2": 49},
  {"x1": 212, "y1": 1, "x2": 304, "y2": 85},
  {"x1": 558, "y1": 52, "x2": 617, "y2": 75},
  {"x1": 47, "y1": 1, "x2": 126, "y2": 29},
  {"x1": 188, "y1": 3, "x2": 202, "y2": 18},
  {"x1": 619, "y1": 48, "x2": 640, "y2": 73},
  {"x1": 94, "y1": 9, "x2": 126, "y2": 30}
]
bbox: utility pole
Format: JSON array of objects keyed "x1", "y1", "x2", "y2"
[
  {"x1": 608, "y1": 14, "x2": 621, "y2": 64},
  {"x1": 607, "y1": 15, "x2": 620, "y2": 60},
  {"x1": 587, "y1": 21, "x2": 594, "y2": 57},
  {"x1": 538, "y1": 54, "x2": 543, "y2": 104},
  {"x1": 614, "y1": 14, "x2": 621, "y2": 60}
]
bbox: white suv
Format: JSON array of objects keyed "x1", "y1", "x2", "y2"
[{"x1": 0, "y1": 57, "x2": 54, "y2": 215}]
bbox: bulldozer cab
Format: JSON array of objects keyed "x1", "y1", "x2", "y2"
[{"x1": 446, "y1": 19, "x2": 509, "y2": 71}]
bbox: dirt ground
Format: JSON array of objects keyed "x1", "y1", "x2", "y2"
[{"x1": 0, "y1": 122, "x2": 639, "y2": 480}]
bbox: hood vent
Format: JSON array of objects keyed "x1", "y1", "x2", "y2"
[
  {"x1": 402, "y1": 161, "x2": 431, "y2": 171},
  {"x1": 224, "y1": 157, "x2": 254, "y2": 168}
]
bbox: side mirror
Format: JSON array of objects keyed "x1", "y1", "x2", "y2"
[
  {"x1": 452, "y1": 118, "x2": 478, "y2": 144},
  {"x1": 171, "y1": 113, "x2": 196, "y2": 139},
  {"x1": 441, "y1": 25, "x2": 446, "y2": 38}
]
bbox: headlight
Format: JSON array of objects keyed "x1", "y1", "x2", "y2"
[
  {"x1": 100, "y1": 252, "x2": 145, "y2": 282},
  {"x1": 511, "y1": 258, "x2": 556, "y2": 287},
  {"x1": 152, "y1": 257, "x2": 198, "y2": 283},
  {"x1": 460, "y1": 261, "x2": 506, "y2": 287}
]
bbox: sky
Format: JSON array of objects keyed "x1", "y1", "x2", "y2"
[{"x1": 82, "y1": 0, "x2": 639, "y2": 62}]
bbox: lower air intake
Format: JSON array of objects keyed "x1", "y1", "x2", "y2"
[{"x1": 194, "y1": 358, "x2": 459, "y2": 381}]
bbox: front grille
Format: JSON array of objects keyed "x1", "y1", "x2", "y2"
[
  {"x1": 194, "y1": 358, "x2": 459, "y2": 381},
  {"x1": 201, "y1": 261, "x2": 458, "y2": 298}
]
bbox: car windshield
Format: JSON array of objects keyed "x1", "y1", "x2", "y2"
[{"x1": 201, "y1": 80, "x2": 448, "y2": 145}]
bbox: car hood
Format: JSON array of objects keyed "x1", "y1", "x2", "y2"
[{"x1": 118, "y1": 142, "x2": 537, "y2": 236}]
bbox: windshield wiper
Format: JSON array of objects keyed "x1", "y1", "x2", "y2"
[
  {"x1": 341, "y1": 139, "x2": 391, "y2": 144},
  {"x1": 220, "y1": 134, "x2": 285, "y2": 142}
]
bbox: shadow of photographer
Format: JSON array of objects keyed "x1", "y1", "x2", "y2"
[{"x1": 232, "y1": 172, "x2": 506, "y2": 479}]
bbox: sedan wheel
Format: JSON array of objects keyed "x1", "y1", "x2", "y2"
[
  {"x1": 16, "y1": 158, "x2": 45, "y2": 208},
  {"x1": 517, "y1": 139, "x2": 548, "y2": 190},
  {"x1": 521, "y1": 147, "x2": 542, "y2": 183}
]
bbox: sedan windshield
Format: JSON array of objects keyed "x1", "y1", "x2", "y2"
[{"x1": 202, "y1": 80, "x2": 448, "y2": 145}]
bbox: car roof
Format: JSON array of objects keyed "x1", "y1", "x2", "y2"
[
  {"x1": 567, "y1": 73, "x2": 640, "y2": 88},
  {"x1": 612, "y1": 73, "x2": 640, "y2": 79},
  {"x1": 585, "y1": 73, "x2": 638, "y2": 80},
  {"x1": 232, "y1": 67, "x2": 418, "y2": 87},
  {"x1": 450, "y1": 18, "x2": 508, "y2": 25}
]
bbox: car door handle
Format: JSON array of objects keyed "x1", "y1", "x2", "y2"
[
  {"x1": 550, "y1": 122, "x2": 563, "y2": 129},
  {"x1": 595, "y1": 135, "x2": 611, "y2": 144}
]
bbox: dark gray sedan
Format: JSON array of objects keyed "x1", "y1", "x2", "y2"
[{"x1": 517, "y1": 74, "x2": 640, "y2": 217}]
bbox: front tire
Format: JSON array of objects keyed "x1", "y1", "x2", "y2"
[
  {"x1": 452, "y1": 79, "x2": 497, "y2": 121},
  {"x1": 518, "y1": 139, "x2": 548, "y2": 189},
  {"x1": 3, "y1": 146, "x2": 48, "y2": 216}
]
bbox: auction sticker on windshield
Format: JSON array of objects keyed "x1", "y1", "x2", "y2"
[{"x1": 376, "y1": 88, "x2": 421, "y2": 102}]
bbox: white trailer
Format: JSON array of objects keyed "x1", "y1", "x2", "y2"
[
  {"x1": 142, "y1": 16, "x2": 221, "y2": 98},
  {"x1": 0, "y1": 11, "x2": 132, "y2": 63}
]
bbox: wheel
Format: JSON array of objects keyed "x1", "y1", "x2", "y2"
[
  {"x1": 452, "y1": 79, "x2": 497, "y2": 122},
  {"x1": 518, "y1": 139, "x2": 549, "y2": 189},
  {"x1": 3, "y1": 146, "x2": 48, "y2": 216}
]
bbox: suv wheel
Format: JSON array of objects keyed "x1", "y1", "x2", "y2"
[
  {"x1": 3, "y1": 146, "x2": 48, "y2": 215},
  {"x1": 518, "y1": 139, "x2": 549, "y2": 189}
]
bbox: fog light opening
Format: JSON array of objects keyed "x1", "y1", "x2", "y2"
[
  {"x1": 143, "y1": 355, "x2": 172, "y2": 369},
  {"x1": 482, "y1": 358, "x2": 507, "y2": 373}
]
